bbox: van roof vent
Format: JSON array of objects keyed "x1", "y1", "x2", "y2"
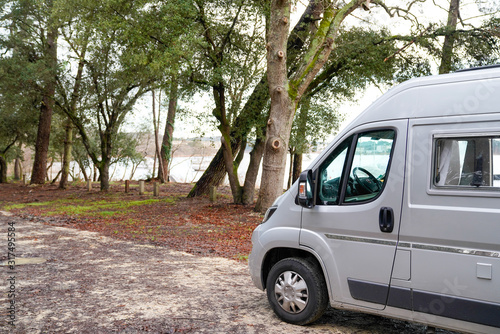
[{"x1": 456, "y1": 64, "x2": 500, "y2": 72}]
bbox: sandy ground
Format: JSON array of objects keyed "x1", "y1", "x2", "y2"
[{"x1": 0, "y1": 211, "x2": 457, "y2": 334}]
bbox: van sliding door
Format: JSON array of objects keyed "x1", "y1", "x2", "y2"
[{"x1": 400, "y1": 119, "x2": 500, "y2": 328}]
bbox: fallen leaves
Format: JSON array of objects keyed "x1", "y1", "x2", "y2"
[{"x1": 0, "y1": 182, "x2": 263, "y2": 261}]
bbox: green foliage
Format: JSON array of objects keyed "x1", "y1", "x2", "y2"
[{"x1": 289, "y1": 26, "x2": 430, "y2": 155}]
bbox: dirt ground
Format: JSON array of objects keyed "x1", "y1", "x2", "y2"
[
  {"x1": 0, "y1": 183, "x2": 459, "y2": 333},
  {"x1": 1, "y1": 212, "x2": 460, "y2": 334}
]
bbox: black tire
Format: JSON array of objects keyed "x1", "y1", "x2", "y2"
[{"x1": 266, "y1": 257, "x2": 328, "y2": 325}]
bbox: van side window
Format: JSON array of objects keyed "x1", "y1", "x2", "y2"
[
  {"x1": 344, "y1": 131, "x2": 394, "y2": 203},
  {"x1": 434, "y1": 136, "x2": 500, "y2": 188},
  {"x1": 317, "y1": 136, "x2": 353, "y2": 205},
  {"x1": 317, "y1": 130, "x2": 395, "y2": 205}
]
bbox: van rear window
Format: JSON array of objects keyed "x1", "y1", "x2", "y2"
[{"x1": 434, "y1": 136, "x2": 500, "y2": 188}]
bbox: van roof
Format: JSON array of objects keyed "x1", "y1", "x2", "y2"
[{"x1": 352, "y1": 65, "x2": 500, "y2": 126}]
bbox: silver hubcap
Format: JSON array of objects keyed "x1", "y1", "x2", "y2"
[{"x1": 274, "y1": 270, "x2": 309, "y2": 314}]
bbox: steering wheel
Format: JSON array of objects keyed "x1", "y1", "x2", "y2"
[{"x1": 353, "y1": 167, "x2": 382, "y2": 193}]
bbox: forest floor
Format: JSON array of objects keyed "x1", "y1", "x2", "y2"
[
  {"x1": 0, "y1": 181, "x2": 458, "y2": 333},
  {"x1": 0, "y1": 181, "x2": 261, "y2": 262}
]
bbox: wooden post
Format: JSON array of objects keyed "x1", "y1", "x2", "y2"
[
  {"x1": 87, "y1": 180, "x2": 92, "y2": 191},
  {"x1": 209, "y1": 186, "x2": 217, "y2": 202},
  {"x1": 22, "y1": 174, "x2": 26, "y2": 185},
  {"x1": 125, "y1": 180, "x2": 130, "y2": 193},
  {"x1": 153, "y1": 182, "x2": 159, "y2": 196},
  {"x1": 139, "y1": 180, "x2": 145, "y2": 195}
]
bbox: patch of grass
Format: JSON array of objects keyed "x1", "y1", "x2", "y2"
[
  {"x1": 2, "y1": 199, "x2": 76, "y2": 211},
  {"x1": 97, "y1": 211, "x2": 119, "y2": 217},
  {"x1": 4, "y1": 196, "x2": 177, "y2": 218},
  {"x1": 236, "y1": 254, "x2": 249, "y2": 261}
]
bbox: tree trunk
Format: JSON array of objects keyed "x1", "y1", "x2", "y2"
[
  {"x1": 187, "y1": 147, "x2": 230, "y2": 197},
  {"x1": 99, "y1": 130, "x2": 112, "y2": 191},
  {"x1": 290, "y1": 96, "x2": 309, "y2": 186},
  {"x1": 242, "y1": 136, "x2": 265, "y2": 205},
  {"x1": 292, "y1": 152, "x2": 302, "y2": 184},
  {"x1": 0, "y1": 156, "x2": 7, "y2": 183},
  {"x1": 255, "y1": 0, "x2": 292, "y2": 213},
  {"x1": 31, "y1": 24, "x2": 58, "y2": 184},
  {"x1": 221, "y1": 135, "x2": 243, "y2": 203},
  {"x1": 287, "y1": 151, "x2": 294, "y2": 189},
  {"x1": 99, "y1": 161, "x2": 110, "y2": 191},
  {"x1": 214, "y1": 80, "x2": 244, "y2": 203},
  {"x1": 187, "y1": 76, "x2": 267, "y2": 198},
  {"x1": 77, "y1": 160, "x2": 89, "y2": 182},
  {"x1": 59, "y1": 33, "x2": 87, "y2": 188},
  {"x1": 160, "y1": 80, "x2": 178, "y2": 183},
  {"x1": 152, "y1": 90, "x2": 164, "y2": 182},
  {"x1": 59, "y1": 119, "x2": 73, "y2": 189},
  {"x1": 256, "y1": 0, "x2": 368, "y2": 212},
  {"x1": 439, "y1": 0, "x2": 460, "y2": 74},
  {"x1": 14, "y1": 156, "x2": 22, "y2": 181}
]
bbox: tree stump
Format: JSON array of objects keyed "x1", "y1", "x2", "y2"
[{"x1": 209, "y1": 186, "x2": 217, "y2": 202}]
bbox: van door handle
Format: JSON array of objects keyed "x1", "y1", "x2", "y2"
[{"x1": 379, "y1": 207, "x2": 394, "y2": 233}]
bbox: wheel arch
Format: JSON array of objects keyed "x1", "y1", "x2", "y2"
[{"x1": 261, "y1": 247, "x2": 332, "y2": 302}]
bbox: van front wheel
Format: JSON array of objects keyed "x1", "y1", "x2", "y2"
[{"x1": 266, "y1": 258, "x2": 328, "y2": 325}]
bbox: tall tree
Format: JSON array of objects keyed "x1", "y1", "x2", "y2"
[
  {"x1": 0, "y1": 0, "x2": 60, "y2": 184},
  {"x1": 159, "y1": 78, "x2": 178, "y2": 183},
  {"x1": 256, "y1": 0, "x2": 372, "y2": 212},
  {"x1": 189, "y1": 0, "x2": 267, "y2": 203},
  {"x1": 188, "y1": 0, "x2": 324, "y2": 201},
  {"x1": 55, "y1": 19, "x2": 90, "y2": 188},
  {"x1": 30, "y1": 0, "x2": 59, "y2": 184},
  {"x1": 439, "y1": 0, "x2": 461, "y2": 74}
]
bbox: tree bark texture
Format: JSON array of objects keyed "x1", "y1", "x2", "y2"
[
  {"x1": 159, "y1": 80, "x2": 178, "y2": 183},
  {"x1": 242, "y1": 136, "x2": 265, "y2": 205},
  {"x1": 439, "y1": 0, "x2": 460, "y2": 74},
  {"x1": 98, "y1": 128, "x2": 113, "y2": 191},
  {"x1": 255, "y1": 0, "x2": 292, "y2": 212},
  {"x1": 99, "y1": 160, "x2": 110, "y2": 191},
  {"x1": 59, "y1": 120, "x2": 73, "y2": 189},
  {"x1": 14, "y1": 156, "x2": 22, "y2": 180},
  {"x1": 0, "y1": 156, "x2": 7, "y2": 183},
  {"x1": 292, "y1": 152, "x2": 302, "y2": 185},
  {"x1": 152, "y1": 90, "x2": 164, "y2": 182},
  {"x1": 31, "y1": 25, "x2": 58, "y2": 184},
  {"x1": 187, "y1": 147, "x2": 229, "y2": 197}
]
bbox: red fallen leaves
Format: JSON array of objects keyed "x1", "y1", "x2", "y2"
[{"x1": 0, "y1": 182, "x2": 263, "y2": 261}]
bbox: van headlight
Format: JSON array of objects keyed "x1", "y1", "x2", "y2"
[{"x1": 262, "y1": 206, "x2": 278, "y2": 224}]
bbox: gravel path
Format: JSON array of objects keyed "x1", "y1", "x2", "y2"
[{"x1": 0, "y1": 211, "x2": 456, "y2": 333}]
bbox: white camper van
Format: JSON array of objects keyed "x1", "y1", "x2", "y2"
[{"x1": 249, "y1": 65, "x2": 500, "y2": 334}]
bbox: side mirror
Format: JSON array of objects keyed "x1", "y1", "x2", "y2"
[{"x1": 298, "y1": 169, "x2": 315, "y2": 208}]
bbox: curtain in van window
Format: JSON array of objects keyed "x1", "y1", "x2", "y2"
[{"x1": 436, "y1": 139, "x2": 461, "y2": 186}]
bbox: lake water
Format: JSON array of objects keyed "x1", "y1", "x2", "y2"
[{"x1": 43, "y1": 153, "x2": 500, "y2": 188}]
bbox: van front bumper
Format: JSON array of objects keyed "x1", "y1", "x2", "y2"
[{"x1": 248, "y1": 227, "x2": 265, "y2": 291}]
